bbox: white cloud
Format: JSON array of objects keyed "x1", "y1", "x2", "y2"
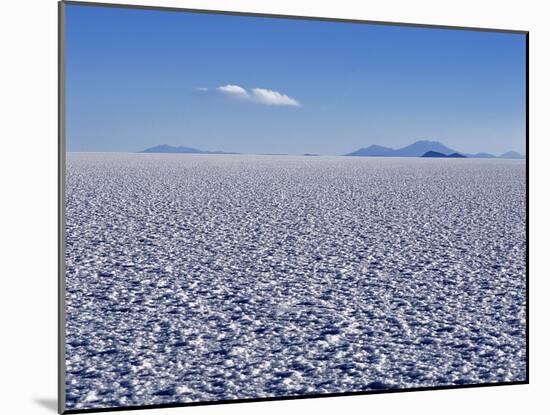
[
  {"x1": 250, "y1": 88, "x2": 301, "y2": 107},
  {"x1": 217, "y1": 84, "x2": 250, "y2": 100},
  {"x1": 195, "y1": 87, "x2": 209, "y2": 92},
  {"x1": 213, "y1": 84, "x2": 301, "y2": 107}
]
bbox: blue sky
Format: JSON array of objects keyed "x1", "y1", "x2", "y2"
[{"x1": 66, "y1": 4, "x2": 526, "y2": 155}]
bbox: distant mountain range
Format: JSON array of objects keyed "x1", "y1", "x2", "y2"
[
  {"x1": 344, "y1": 140, "x2": 525, "y2": 159},
  {"x1": 139, "y1": 145, "x2": 239, "y2": 155},
  {"x1": 139, "y1": 141, "x2": 525, "y2": 159},
  {"x1": 497, "y1": 151, "x2": 525, "y2": 159},
  {"x1": 346, "y1": 141, "x2": 456, "y2": 157}
]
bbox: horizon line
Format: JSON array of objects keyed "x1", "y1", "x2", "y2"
[{"x1": 65, "y1": 150, "x2": 527, "y2": 159}]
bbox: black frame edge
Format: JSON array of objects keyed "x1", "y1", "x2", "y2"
[
  {"x1": 524, "y1": 31, "x2": 530, "y2": 384},
  {"x1": 62, "y1": 381, "x2": 529, "y2": 414}
]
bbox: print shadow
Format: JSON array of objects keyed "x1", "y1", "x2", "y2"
[{"x1": 34, "y1": 398, "x2": 57, "y2": 413}]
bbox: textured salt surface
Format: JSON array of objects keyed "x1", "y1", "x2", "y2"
[{"x1": 65, "y1": 154, "x2": 526, "y2": 410}]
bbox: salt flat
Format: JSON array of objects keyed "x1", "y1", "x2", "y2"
[{"x1": 65, "y1": 153, "x2": 526, "y2": 410}]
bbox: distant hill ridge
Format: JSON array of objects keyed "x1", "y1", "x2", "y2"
[
  {"x1": 140, "y1": 145, "x2": 239, "y2": 155},
  {"x1": 344, "y1": 140, "x2": 525, "y2": 159},
  {"x1": 422, "y1": 151, "x2": 467, "y2": 158},
  {"x1": 138, "y1": 141, "x2": 525, "y2": 159}
]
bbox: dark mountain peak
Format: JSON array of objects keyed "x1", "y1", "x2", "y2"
[
  {"x1": 422, "y1": 151, "x2": 447, "y2": 158},
  {"x1": 422, "y1": 151, "x2": 467, "y2": 158},
  {"x1": 399, "y1": 140, "x2": 456, "y2": 155}
]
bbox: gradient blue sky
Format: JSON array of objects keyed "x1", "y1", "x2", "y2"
[{"x1": 66, "y1": 4, "x2": 526, "y2": 155}]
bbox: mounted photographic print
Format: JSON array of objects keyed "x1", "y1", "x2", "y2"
[{"x1": 59, "y1": 1, "x2": 528, "y2": 413}]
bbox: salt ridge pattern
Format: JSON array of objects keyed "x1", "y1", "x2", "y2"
[{"x1": 65, "y1": 153, "x2": 526, "y2": 410}]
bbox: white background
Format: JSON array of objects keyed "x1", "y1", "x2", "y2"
[{"x1": 0, "y1": 0, "x2": 547, "y2": 413}]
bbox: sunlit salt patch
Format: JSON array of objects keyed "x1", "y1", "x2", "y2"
[
  {"x1": 282, "y1": 378, "x2": 294, "y2": 387},
  {"x1": 189, "y1": 337, "x2": 205, "y2": 348},
  {"x1": 139, "y1": 360, "x2": 153, "y2": 370},
  {"x1": 229, "y1": 346, "x2": 247, "y2": 357},
  {"x1": 118, "y1": 396, "x2": 129, "y2": 406},
  {"x1": 83, "y1": 391, "x2": 99, "y2": 403},
  {"x1": 176, "y1": 385, "x2": 192, "y2": 395},
  {"x1": 326, "y1": 334, "x2": 342, "y2": 344}
]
